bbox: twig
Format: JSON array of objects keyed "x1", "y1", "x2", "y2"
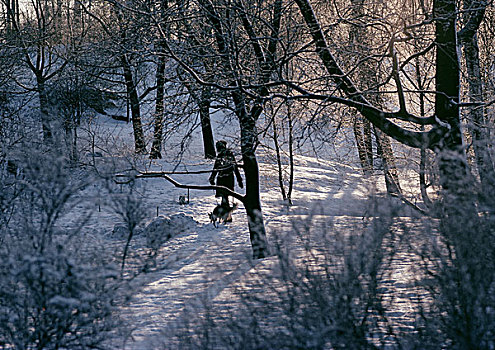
[{"x1": 389, "y1": 192, "x2": 430, "y2": 216}]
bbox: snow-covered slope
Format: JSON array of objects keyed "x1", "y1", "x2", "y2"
[{"x1": 66, "y1": 112, "x2": 423, "y2": 349}]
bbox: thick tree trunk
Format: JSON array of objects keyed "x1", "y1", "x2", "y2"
[
  {"x1": 434, "y1": 0, "x2": 468, "y2": 189},
  {"x1": 122, "y1": 55, "x2": 147, "y2": 154},
  {"x1": 233, "y1": 91, "x2": 269, "y2": 259},
  {"x1": 433, "y1": 0, "x2": 478, "y2": 232},
  {"x1": 243, "y1": 157, "x2": 270, "y2": 259},
  {"x1": 150, "y1": 47, "x2": 166, "y2": 159},
  {"x1": 434, "y1": 0, "x2": 462, "y2": 151}
]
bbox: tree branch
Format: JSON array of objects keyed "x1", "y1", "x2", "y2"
[
  {"x1": 139, "y1": 85, "x2": 158, "y2": 101},
  {"x1": 293, "y1": 0, "x2": 447, "y2": 149},
  {"x1": 458, "y1": 0, "x2": 488, "y2": 43},
  {"x1": 389, "y1": 35, "x2": 408, "y2": 113},
  {"x1": 115, "y1": 172, "x2": 246, "y2": 203}
]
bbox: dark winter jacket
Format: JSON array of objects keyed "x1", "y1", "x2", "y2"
[{"x1": 209, "y1": 149, "x2": 242, "y2": 197}]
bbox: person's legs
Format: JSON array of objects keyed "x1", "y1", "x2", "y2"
[
  {"x1": 217, "y1": 175, "x2": 234, "y2": 207},
  {"x1": 221, "y1": 195, "x2": 229, "y2": 207},
  {"x1": 223, "y1": 195, "x2": 233, "y2": 222}
]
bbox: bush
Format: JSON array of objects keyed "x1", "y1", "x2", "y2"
[
  {"x1": 413, "y1": 193, "x2": 495, "y2": 349},
  {"x1": 168, "y1": 190, "x2": 494, "y2": 349},
  {"x1": 0, "y1": 149, "x2": 128, "y2": 349},
  {"x1": 169, "y1": 201, "x2": 401, "y2": 349},
  {"x1": 0, "y1": 245, "x2": 123, "y2": 349}
]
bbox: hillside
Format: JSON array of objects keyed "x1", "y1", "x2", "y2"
[{"x1": 60, "y1": 114, "x2": 425, "y2": 349}]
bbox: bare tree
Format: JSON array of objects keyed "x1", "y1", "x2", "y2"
[
  {"x1": 347, "y1": 0, "x2": 401, "y2": 194},
  {"x1": 292, "y1": 0, "x2": 482, "y2": 198},
  {"x1": 149, "y1": 0, "x2": 170, "y2": 160},
  {"x1": 117, "y1": 5, "x2": 147, "y2": 154},
  {"x1": 459, "y1": 0, "x2": 495, "y2": 195},
  {"x1": 174, "y1": 0, "x2": 218, "y2": 158},
  {"x1": 78, "y1": 0, "x2": 151, "y2": 154},
  {"x1": 2, "y1": 0, "x2": 74, "y2": 142},
  {"x1": 159, "y1": 0, "x2": 288, "y2": 258}
]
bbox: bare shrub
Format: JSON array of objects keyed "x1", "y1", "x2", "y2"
[
  {"x1": 168, "y1": 200, "x2": 403, "y2": 349},
  {"x1": 413, "y1": 191, "x2": 495, "y2": 349},
  {"x1": 0, "y1": 244, "x2": 124, "y2": 349},
  {"x1": 109, "y1": 179, "x2": 148, "y2": 273},
  {"x1": 0, "y1": 149, "x2": 128, "y2": 349}
]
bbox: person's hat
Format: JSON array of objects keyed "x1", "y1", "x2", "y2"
[{"x1": 216, "y1": 140, "x2": 227, "y2": 149}]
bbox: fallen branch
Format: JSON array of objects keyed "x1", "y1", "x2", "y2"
[{"x1": 115, "y1": 172, "x2": 246, "y2": 203}]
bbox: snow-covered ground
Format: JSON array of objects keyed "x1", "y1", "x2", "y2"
[{"x1": 62, "y1": 113, "x2": 427, "y2": 349}]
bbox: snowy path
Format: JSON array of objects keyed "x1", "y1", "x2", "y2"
[
  {"x1": 121, "y1": 219, "x2": 254, "y2": 348},
  {"x1": 69, "y1": 117, "x2": 428, "y2": 348},
  {"x1": 66, "y1": 154, "x2": 429, "y2": 350},
  {"x1": 105, "y1": 163, "x2": 383, "y2": 348}
]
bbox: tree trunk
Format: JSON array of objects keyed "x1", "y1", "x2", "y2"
[
  {"x1": 433, "y1": 0, "x2": 477, "y2": 229},
  {"x1": 434, "y1": 0, "x2": 462, "y2": 151},
  {"x1": 37, "y1": 76, "x2": 53, "y2": 141},
  {"x1": 243, "y1": 159, "x2": 270, "y2": 259},
  {"x1": 416, "y1": 58, "x2": 433, "y2": 207},
  {"x1": 150, "y1": 46, "x2": 166, "y2": 159},
  {"x1": 434, "y1": 0, "x2": 468, "y2": 187},
  {"x1": 463, "y1": 33, "x2": 495, "y2": 192},
  {"x1": 122, "y1": 55, "x2": 147, "y2": 154},
  {"x1": 64, "y1": 123, "x2": 77, "y2": 163},
  {"x1": 363, "y1": 118, "x2": 373, "y2": 171},
  {"x1": 5, "y1": 0, "x2": 19, "y2": 34},
  {"x1": 198, "y1": 86, "x2": 216, "y2": 159},
  {"x1": 233, "y1": 91, "x2": 269, "y2": 259},
  {"x1": 286, "y1": 102, "x2": 294, "y2": 203},
  {"x1": 374, "y1": 127, "x2": 401, "y2": 194},
  {"x1": 272, "y1": 115, "x2": 288, "y2": 201},
  {"x1": 353, "y1": 112, "x2": 373, "y2": 175},
  {"x1": 349, "y1": 0, "x2": 373, "y2": 175}
]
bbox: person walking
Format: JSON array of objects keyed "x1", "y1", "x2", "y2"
[{"x1": 209, "y1": 140, "x2": 243, "y2": 206}]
